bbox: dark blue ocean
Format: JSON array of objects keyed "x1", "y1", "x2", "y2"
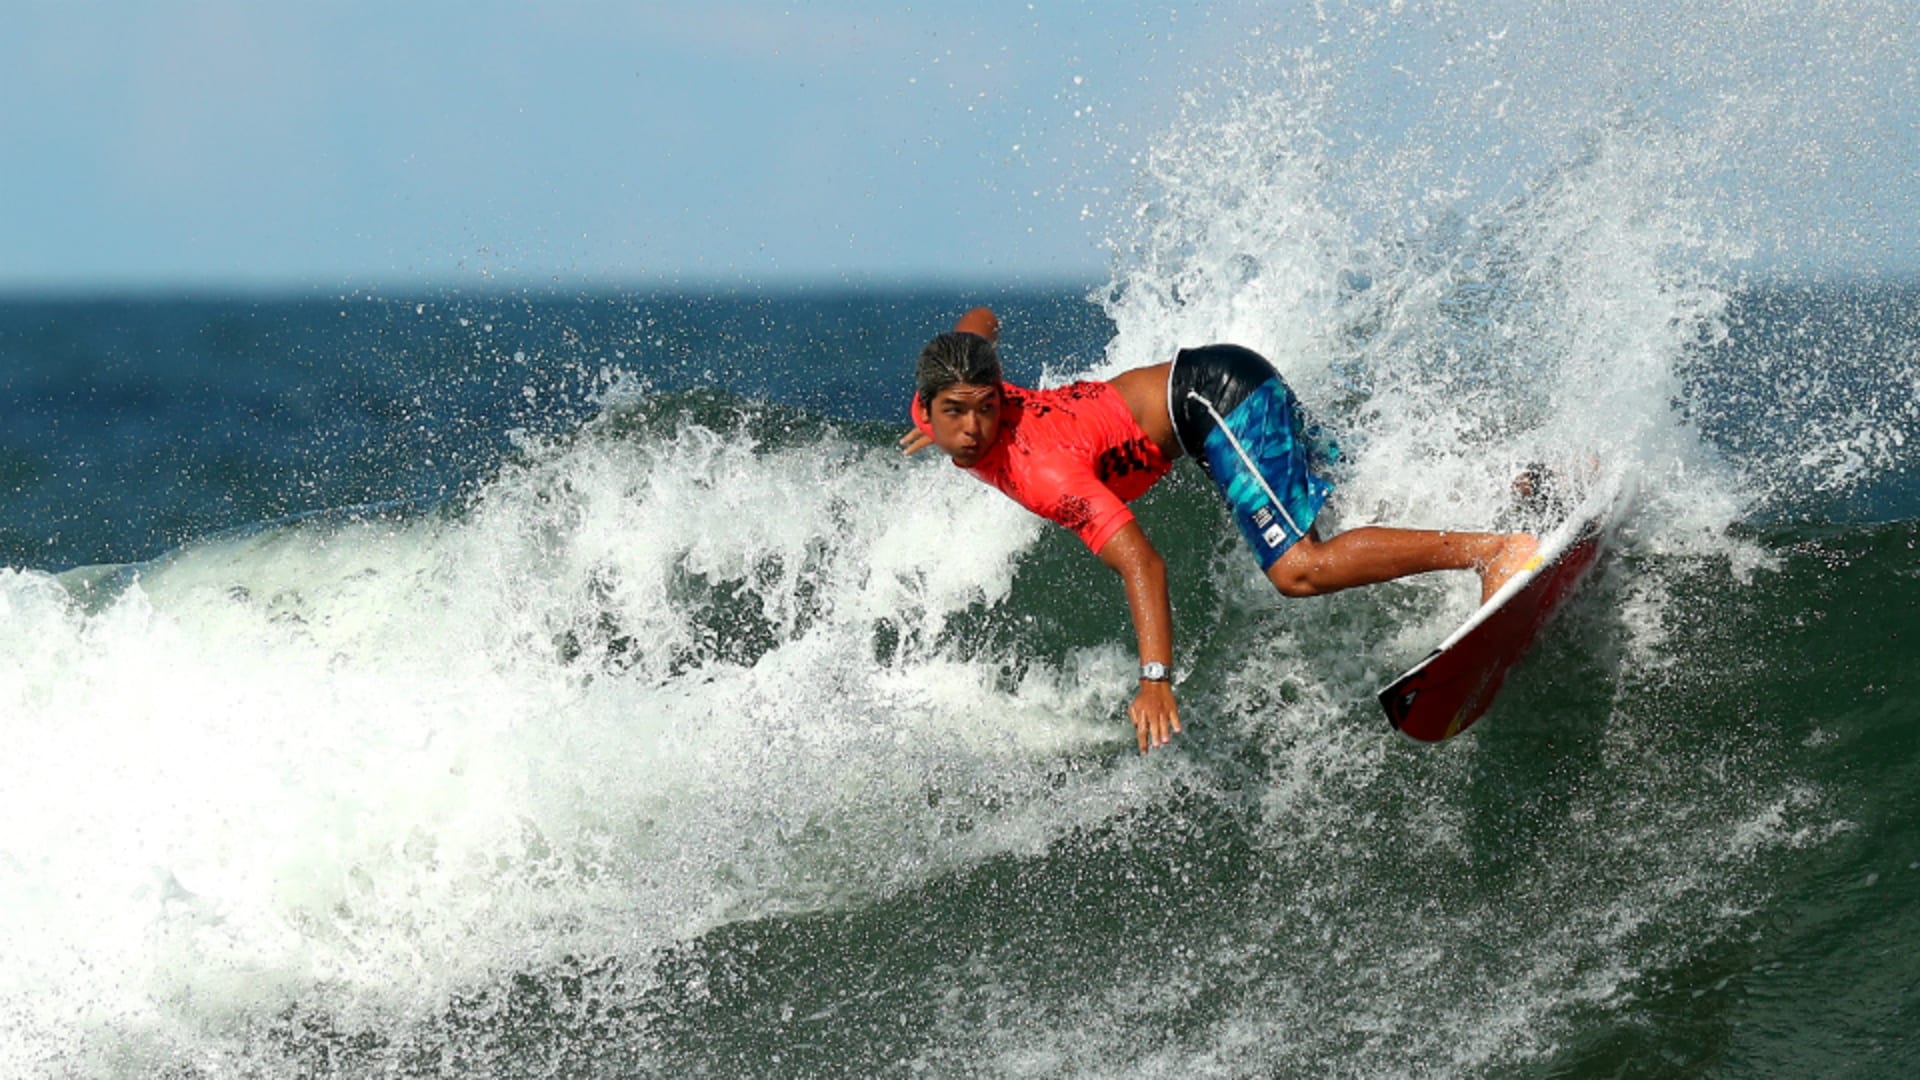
[
  {"x1": 3, "y1": 275, "x2": 1917, "y2": 1077},
  {"x1": 7, "y1": 12, "x2": 1920, "y2": 1068}
]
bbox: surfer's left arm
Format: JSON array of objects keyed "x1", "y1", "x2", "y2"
[{"x1": 1095, "y1": 522, "x2": 1182, "y2": 754}]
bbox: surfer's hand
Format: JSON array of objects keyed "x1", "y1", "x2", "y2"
[
  {"x1": 899, "y1": 429, "x2": 934, "y2": 455},
  {"x1": 1131, "y1": 681, "x2": 1182, "y2": 754}
]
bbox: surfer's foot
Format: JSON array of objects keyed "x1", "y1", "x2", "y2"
[
  {"x1": 1508, "y1": 462, "x2": 1569, "y2": 524},
  {"x1": 1512, "y1": 463, "x2": 1553, "y2": 505},
  {"x1": 1479, "y1": 533, "x2": 1539, "y2": 603}
]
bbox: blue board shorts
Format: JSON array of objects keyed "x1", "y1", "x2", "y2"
[{"x1": 1168, "y1": 344, "x2": 1335, "y2": 570}]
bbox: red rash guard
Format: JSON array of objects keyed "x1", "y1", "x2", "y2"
[{"x1": 913, "y1": 381, "x2": 1174, "y2": 553}]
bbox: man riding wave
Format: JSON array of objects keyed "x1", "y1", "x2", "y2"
[{"x1": 902, "y1": 307, "x2": 1538, "y2": 754}]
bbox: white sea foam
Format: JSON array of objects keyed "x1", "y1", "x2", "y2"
[
  {"x1": 0, "y1": 412, "x2": 1189, "y2": 1074},
  {"x1": 1095, "y1": 73, "x2": 1756, "y2": 560},
  {"x1": 8, "y1": 3, "x2": 1910, "y2": 1075},
  {"x1": 915, "y1": 5, "x2": 1905, "y2": 1073}
]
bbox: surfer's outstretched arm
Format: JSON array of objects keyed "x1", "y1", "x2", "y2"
[{"x1": 1096, "y1": 522, "x2": 1182, "y2": 754}]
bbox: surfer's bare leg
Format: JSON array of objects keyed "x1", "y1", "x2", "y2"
[{"x1": 1265, "y1": 527, "x2": 1538, "y2": 604}]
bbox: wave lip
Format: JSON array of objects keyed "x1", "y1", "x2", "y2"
[{"x1": 0, "y1": 396, "x2": 1197, "y2": 1074}]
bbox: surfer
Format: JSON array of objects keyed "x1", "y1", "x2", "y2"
[{"x1": 902, "y1": 307, "x2": 1538, "y2": 755}]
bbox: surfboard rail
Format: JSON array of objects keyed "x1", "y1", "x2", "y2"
[{"x1": 1377, "y1": 475, "x2": 1624, "y2": 742}]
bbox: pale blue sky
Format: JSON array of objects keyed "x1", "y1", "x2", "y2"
[{"x1": 3, "y1": 1, "x2": 1914, "y2": 292}]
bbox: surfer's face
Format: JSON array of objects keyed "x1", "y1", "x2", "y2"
[{"x1": 928, "y1": 382, "x2": 1002, "y2": 467}]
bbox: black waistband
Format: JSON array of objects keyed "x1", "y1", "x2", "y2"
[{"x1": 1167, "y1": 344, "x2": 1282, "y2": 459}]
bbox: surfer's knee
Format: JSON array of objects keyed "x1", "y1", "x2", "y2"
[
  {"x1": 1271, "y1": 570, "x2": 1321, "y2": 598},
  {"x1": 1264, "y1": 545, "x2": 1325, "y2": 598}
]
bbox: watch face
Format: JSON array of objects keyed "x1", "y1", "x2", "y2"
[{"x1": 1141, "y1": 662, "x2": 1169, "y2": 681}]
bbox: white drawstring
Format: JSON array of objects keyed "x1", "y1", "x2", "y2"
[{"x1": 1186, "y1": 390, "x2": 1303, "y2": 537}]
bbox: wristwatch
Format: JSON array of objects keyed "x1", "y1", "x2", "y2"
[{"x1": 1140, "y1": 661, "x2": 1171, "y2": 683}]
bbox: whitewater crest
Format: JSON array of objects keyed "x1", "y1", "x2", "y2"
[
  {"x1": 0, "y1": 398, "x2": 1192, "y2": 1073},
  {"x1": 7, "y1": 1, "x2": 1915, "y2": 1072}
]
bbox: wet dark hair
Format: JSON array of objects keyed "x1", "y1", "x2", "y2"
[{"x1": 915, "y1": 331, "x2": 1003, "y2": 410}]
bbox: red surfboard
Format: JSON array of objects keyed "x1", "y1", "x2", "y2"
[{"x1": 1378, "y1": 478, "x2": 1622, "y2": 742}]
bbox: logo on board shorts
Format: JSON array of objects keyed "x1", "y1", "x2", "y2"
[{"x1": 1254, "y1": 506, "x2": 1285, "y2": 548}]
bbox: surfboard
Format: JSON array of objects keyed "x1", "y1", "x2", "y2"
[{"x1": 1377, "y1": 474, "x2": 1624, "y2": 742}]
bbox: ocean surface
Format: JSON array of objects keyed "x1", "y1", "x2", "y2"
[
  {"x1": 4, "y1": 275, "x2": 1916, "y2": 1077},
  {"x1": 7, "y1": 26, "x2": 1920, "y2": 1077}
]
